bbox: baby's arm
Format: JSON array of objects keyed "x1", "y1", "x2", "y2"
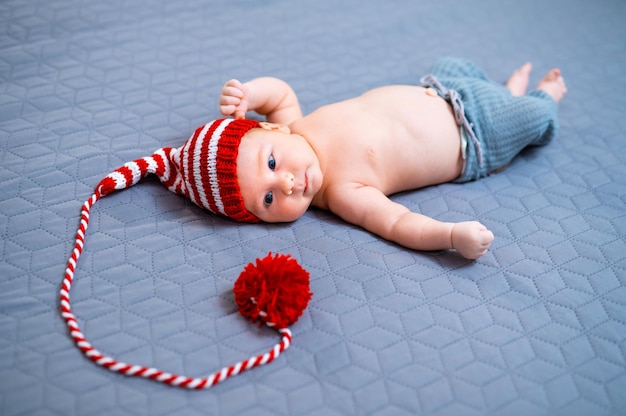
[
  {"x1": 329, "y1": 185, "x2": 494, "y2": 259},
  {"x1": 219, "y1": 77, "x2": 302, "y2": 125}
]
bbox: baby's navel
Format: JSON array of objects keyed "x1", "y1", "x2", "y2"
[{"x1": 425, "y1": 87, "x2": 438, "y2": 97}]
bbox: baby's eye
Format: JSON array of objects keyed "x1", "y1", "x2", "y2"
[
  {"x1": 268, "y1": 154, "x2": 276, "y2": 170},
  {"x1": 264, "y1": 191, "x2": 273, "y2": 206}
]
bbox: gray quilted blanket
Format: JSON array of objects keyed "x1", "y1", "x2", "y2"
[{"x1": 1, "y1": 0, "x2": 625, "y2": 415}]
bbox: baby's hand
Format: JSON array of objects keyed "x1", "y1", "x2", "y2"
[
  {"x1": 219, "y1": 79, "x2": 250, "y2": 120},
  {"x1": 451, "y1": 221, "x2": 494, "y2": 259}
]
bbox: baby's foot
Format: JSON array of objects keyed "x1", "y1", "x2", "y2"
[
  {"x1": 505, "y1": 62, "x2": 532, "y2": 96},
  {"x1": 536, "y1": 68, "x2": 567, "y2": 103}
]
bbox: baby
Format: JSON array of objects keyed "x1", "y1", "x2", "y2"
[
  {"x1": 97, "y1": 58, "x2": 566, "y2": 260},
  {"x1": 218, "y1": 57, "x2": 567, "y2": 259}
]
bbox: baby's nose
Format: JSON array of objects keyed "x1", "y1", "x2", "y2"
[{"x1": 281, "y1": 172, "x2": 295, "y2": 195}]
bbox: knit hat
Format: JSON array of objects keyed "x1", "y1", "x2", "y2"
[
  {"x1": 97, "y1": 118, "x2": 260, "y2": 222},
  {"x1": 59, "y1": 118, "x2": 314, "y2": 389}
]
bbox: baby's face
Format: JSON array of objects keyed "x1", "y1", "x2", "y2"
[{"x1": 236, "y1": 127, "x2": 322, "y2": 223}]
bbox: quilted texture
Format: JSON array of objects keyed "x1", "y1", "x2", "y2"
[{"x1": 1, "y1": 0, "x2": 625, "y2": 415}]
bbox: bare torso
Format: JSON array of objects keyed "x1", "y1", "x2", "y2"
[{"x1": 290, "y1": 85, "x2": 464, "y2": 209}]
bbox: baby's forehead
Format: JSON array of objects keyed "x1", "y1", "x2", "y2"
[
  {"x1": 236, "y1": 129, "x2": 265, "y2": 165},
  {"x1": 243, "y1": 127, "x2": 271, "y2": 139},
  {"x1": 239, "y1": 127, "x2": 279, "y2": 148}
]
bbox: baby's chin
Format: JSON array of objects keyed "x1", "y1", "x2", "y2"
[
  {"x1": 254, "y1": 207, "x2": 310, "y2": 224},
  {"x1": 259, "y1": 213, "x2": 305, "y2": 224}
]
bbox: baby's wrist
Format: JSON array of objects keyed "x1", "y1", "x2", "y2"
[
  {"x1": 449, "y1": 223, "x2": 457, "y2": 250},
  {"x1": 244, "y1": 82, "x2": 255, "y2": 111}
]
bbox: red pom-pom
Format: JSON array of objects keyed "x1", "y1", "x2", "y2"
[{"x1": 234, "y1": 253, "x2": 312, "y2": 329}]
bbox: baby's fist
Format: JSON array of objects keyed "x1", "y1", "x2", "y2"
[
  {"x1": 219, "y1": 79, "x2": 249, "y2": 120},
  {"x1": 451, "y1": 221, "x2": 494, "y2": 259}
]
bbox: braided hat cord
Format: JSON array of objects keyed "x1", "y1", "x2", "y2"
[{"x1": 59, "y1": 186, "x2": 291, "y2": 389}]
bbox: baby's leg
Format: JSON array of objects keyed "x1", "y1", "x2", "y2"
[
  {"x1": 427, "y1": 57, "x2": 490, "y2": 81},
  {"x1": 455, "y1": 77, "x2": 561, "y2": 182},
  {"x1": 484, "y1": 89, "x2": 560, "y2": 161}
]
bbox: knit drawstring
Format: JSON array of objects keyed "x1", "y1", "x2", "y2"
[{"x1": 420, "y1": 74, "x2": 484, "y2": 167}]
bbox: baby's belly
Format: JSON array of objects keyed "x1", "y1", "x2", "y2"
[
  {"x1": 297, "y1": 86, "x2": 466, "y2": 194},
  {"x1": 380, "y1": 95, "x2": 465, "y2": 192}
]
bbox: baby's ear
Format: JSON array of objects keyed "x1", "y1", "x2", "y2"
[{"x1": 259, "y1": 122, "x2": 291, "y2": 134}]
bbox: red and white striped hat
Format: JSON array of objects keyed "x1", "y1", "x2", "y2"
[
  {"x1": 97, "y1": 118, "x2": 260, "y2": 222},
  {"x1": 59, "y1": 118, "x2": 313, "y2": 389}
]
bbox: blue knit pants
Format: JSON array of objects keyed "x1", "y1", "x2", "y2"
[{"x1": 422, "y1": 58, "x2": 559, "y2": 183}]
